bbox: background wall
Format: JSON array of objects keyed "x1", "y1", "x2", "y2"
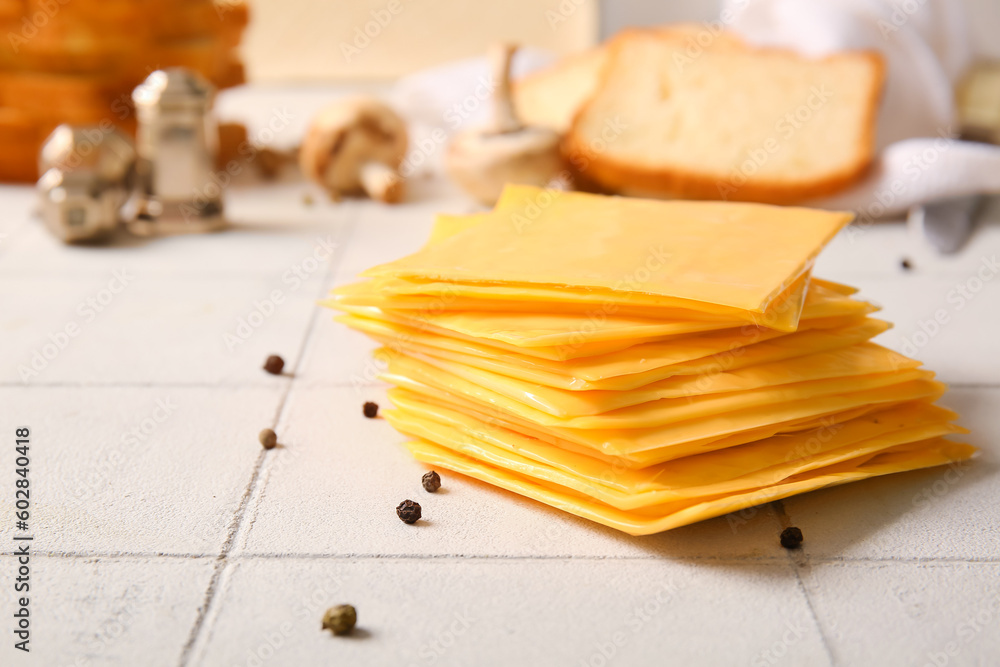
[
  {"x1": 240, "y1": 0, "x2": 1000, "y2": 81},
  {"x1": 241, "y1": 0, "x2": 599, "y2": 81},
  {"x1": 600, "y1": 0, "x2": 1000, "y2": 59}
]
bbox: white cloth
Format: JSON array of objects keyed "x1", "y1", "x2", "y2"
[
  {"x1": 388, "y1": 49, "x2": 556, "y2": 177},
  {"x1": 723, "y1": 0, "x2": 1000, "y2": 216}
]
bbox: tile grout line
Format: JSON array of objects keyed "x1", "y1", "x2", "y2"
[
  {"x1": 770, "y1": 500, "x2": 837, "y2": 667},
  {"x1": 176, "y1": 449, "x2": 267, "y2": 667},
  {"x1": 10, "y1": 551, "x2": 1000, "y2": 564},
  {"x1": 789, "y1": 565, "x2": 837, "y2": 667},
  {"x1": 177, "y1": 206, "x2": 361, "y2": 667}
]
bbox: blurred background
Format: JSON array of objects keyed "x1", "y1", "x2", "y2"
[
  {"x1": 239, "y1": 0, "x2": 1000, "y2": 80},
  {"x1": 6, "y1": 0, "x2": 1000, "y2": 227}
]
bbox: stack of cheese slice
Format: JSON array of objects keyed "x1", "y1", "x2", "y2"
[{"x1": 325, "y1": 186, "x2": 974, "y2": 535}]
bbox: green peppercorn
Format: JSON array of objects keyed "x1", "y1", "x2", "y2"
[
  {"x1": 422, "y1": 471, "x2": 441, "y2": 493},
  {"x1": 322, "y1": 604, "x2": 357, "y2": 635},
  {"x1": 259, "y1": 428, "x2": 278, "y2": 450}
]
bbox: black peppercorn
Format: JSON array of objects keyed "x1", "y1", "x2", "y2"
[
  {"x1": 259, "y1": 428, "x2": 278, "y2": 450},
  {"x1": 780, "y1": 526, "x2": 804, "y2": 549},
  {"x1": 263, "y1": 355, "x2": 285, "y2": 375},
  {"x1": 422, "y1": 471, "x2": 441, "y2": 493},
  {"x1": 396, "y1": 499, "x2": 421, "y2": 524},
  {"x1": 363, "y1": 401, "x2": 379, "y2": 418},
  {"x1": 901, "y1": 258, "x2": 913, "y2": 270},
  {"x1": 322, "y1": 605, "x2": 357, "y2": 635}
]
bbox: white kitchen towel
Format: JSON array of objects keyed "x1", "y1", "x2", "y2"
[
  {"x1": 723, "y1": 0, "x2": 1000, "y2": 216},
  {"x1": 388, "y1": 48, "x2": 556, "y2": 179}
]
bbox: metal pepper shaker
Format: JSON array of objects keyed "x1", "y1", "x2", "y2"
[
  {"x1": 129, "y1": 67, "x2": 225, "y2": 236},
  {"x1": 36, "y1": 124, "x2": 136, "y2": 243}
]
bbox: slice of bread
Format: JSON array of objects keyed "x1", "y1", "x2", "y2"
[
  {"x1": 565, "y1": 28, "x2": 884, "y2": 204},
  {"x1": 512, "y1": 25, "x2": 746, "y2": 134},
  {"x1": 513, "y1": 47, "x2": 606, "y2": 133}
]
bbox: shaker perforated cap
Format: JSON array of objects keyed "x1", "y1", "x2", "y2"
[{"x1": 132, "y1": 67, "x2": 215, "y2": 110}]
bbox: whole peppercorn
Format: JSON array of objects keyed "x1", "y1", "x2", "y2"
[
  {"x1": 322, "y1": 604, "x2": 357, "y2": 635},
  {"x1": 901, "y1": 258, "x2": 913, "y2": 271},
  {"x1": 259, "y1": 428, "x2": 278, "y2": 450},
  {"x1": 422, "y1": 471, "x2": 442, "y2": 493},
  {"x1": 780, "y1": 526, "x2": 804, "y2": 549},
  {"x1": 263, "y1": 355, "x2": 285, "y2": 375},
  {"x1": 396, "y1": 499, "x2": 422, "y2": 524},
  {"x1": 363, "y1": 401, "x2": 379, "y2": 418}
]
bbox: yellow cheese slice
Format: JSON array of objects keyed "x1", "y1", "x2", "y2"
[
  {"x1": 404, "y1": 437, "x2": 976, "y2": 535},
  {"x1": 361, "y1": 318, "x2": 892, "y2": 391},
  {"x1": 388, "y1": 413, "x2": 965, "y2": 511},
  {"x1": 334, "y1": 296, "x2": 880, "y2": 362},
  {"x1": 388, "y1": 342, "x2": 919, "y2": 417},
  {"x1": 385, "y1": 378, "x2": 946, "y2": 465},
  {"x1": 364, "y1": 185, "x2": 853, "y2": 313},
  {"x1": 340, "y1": 303, "x2": 759, "y2": 348},
  {"x1": 380, "y1": 349, "x2": 933, "y2": 428},
  {"x1": 621, "y1": 319, "x2": 888, "y2": 387},
  {"x1": 334, "y1": 270, "x2": 815, "y2": 331},
  {"x1": 424, "y1": 212, "x2": 490, "y2": 245},
  {"x1": 385, "y1": 398, "x2": 964, "y2": 504},
  {"x1": 332, "y1": 293, "x2": 879, "y2": 351},
  {"x1": 340, "y1": 304, "x2": 679, "y2": 359},
  {"x1": 337, "y1": 312, "x2": 889, "y2": 389},
  {"x1": 333, "y1": 273, "x2": 868, "y2": 334},
  {"x1": 422, "y1": 208, "x2": 858, "y2": 318},
  {"x1": 388, "y1": 386, "x2": 902, "y2": 466}
]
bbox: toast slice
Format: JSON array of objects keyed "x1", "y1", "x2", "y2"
[
  {"x1": 565, "y1": 28, "x2": 884, "y2": 204},
  {"x1": 512, "y1": 25, "x2": 743, "y2": 134},
  {"x1": 513, "y1": 47, "x2": 606, "y2": 133}
]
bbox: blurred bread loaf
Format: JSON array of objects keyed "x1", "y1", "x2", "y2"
[
  {"x1": 513, "y1": 47, "x2": 606, "y2": 133},
  {"x1": 518, "y1": 27, "x2": 884, "y2": 204},
  {"x1": 0, "y1": 0, "x2": 249, "y2": 182}
]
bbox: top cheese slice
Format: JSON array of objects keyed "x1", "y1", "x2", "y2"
[{"x1": 363, "y1": 185, "x2": 853, "y2": 313}]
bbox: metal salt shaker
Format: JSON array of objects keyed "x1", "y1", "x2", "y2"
[
  {"x1": 130, "y1": 68, "x2": 225, "y2": 236},
  {"x1": 36, "y1": 124, "x2": 136, "y2": 243}
]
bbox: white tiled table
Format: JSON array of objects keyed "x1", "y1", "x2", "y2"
[{"x1": 1, "y1": 123, "x2": 999, "y2": 666}]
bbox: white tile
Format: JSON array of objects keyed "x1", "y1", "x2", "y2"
[
  {"x1": 300, "y1": 182, "x2": 474, "y2": 387},
  {"x1": 780, "y1": 388, "x2": 999, "y2": 561},
  {"x1": 3, "y1": 273, "x2": 324, "y2": 385},
  {"x1": 0, "y1": 183, "x2": 354, "y2": 278},
  {"x1": 801, "y1": 562, "x2": 1000, "y2": 666},
  {"x1": 195, "y1": 557, "x2": 828, "y2": 667},
  {"x1": 294, "y1": 306, "x2": 383, "y2": 388},
  {"x1": 0, "y1": 386, "x2": 282, "y2": 555},
  {"x1": 815, "y1": 205, "x2": 1000, "y2": 280},
  {"x1": 236, "y1": 386, "x2": 788, "y2": 559},
  {"x1": 331, "y1": 186, "x2": 476, "y2": 280},
  {"x1": 0, "y1": 555, "x2": 214, "y2": 667},
  {"x1": 851, "y1": 273, "x2": 999, "y2": 385},
  {"x1": 0, "y1": 185, "x2": 35, "y2": 259}
]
